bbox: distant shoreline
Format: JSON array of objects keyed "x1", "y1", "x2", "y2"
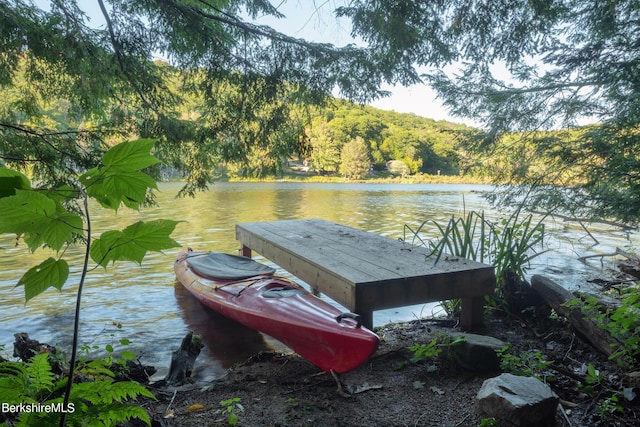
[{"x1": 223, "y1": 172, "x2": 494, "y2": 185}]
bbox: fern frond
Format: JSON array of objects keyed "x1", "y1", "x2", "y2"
[
  {"x1": 24, "y1": 353, "x2": 55, "y2": 396},
  {"x1": 70, "y1": 380, "x2": 154, "y2": 405},
  {"x1": 0, "y1": 360, "x2": 27, "y2": 377},
  {"x1": 97, "y1": 403, "x2": 152, "y2": 426},
  {"x1": 0, "y1": 357, "x2": 55, "y2": 404},
  {"x1": 0, "y1": 362, "x2": 28, "y2": 403}
]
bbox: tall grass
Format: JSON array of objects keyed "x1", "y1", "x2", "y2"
[
  {"x1": 404, "y1": 210, "x2": 491, "y2": 265},
  {"x1": 491, "y1": 207, "x2": 547, "y2": 284},
  {"x1": 402, "y1": 206, "x2": 547, "y2": 314}
]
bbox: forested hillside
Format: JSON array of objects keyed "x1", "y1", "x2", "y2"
[
  {"x1": 304, "y1": 100, "x2": 471, "y2": 178},
  {"x1": 0, "y1": 53, "x2": 472, "y2": 179},
  {"x1": 0, "y1": 54, "x2": 583, "y2": 184}
]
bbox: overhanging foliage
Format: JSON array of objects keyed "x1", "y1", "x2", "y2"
[
  {"x1": 0, "y1": 0, "x2": 412, "y2": 195},
  {"x1": 339, "y1": 0, "x2": 640, "y2": 226}
]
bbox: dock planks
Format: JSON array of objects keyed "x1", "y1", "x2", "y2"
[{"x1": 236, "y1": 218, "x2": 495, "y2": 330}]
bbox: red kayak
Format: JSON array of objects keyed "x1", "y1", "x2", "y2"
[{"x1": 174, "y1": 250, "x2": 379, "y2": 373}]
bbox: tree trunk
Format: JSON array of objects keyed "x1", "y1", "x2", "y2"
[
  {"x1": 164, "y1": 332, "x2": 204, "y2": 385},
  {"x1": 530, "y1": 275, "x2": 622, "y2": 358}
]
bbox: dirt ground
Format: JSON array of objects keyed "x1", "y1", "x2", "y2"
[{"x1": 142, "y1": 311, "x2": 640, "y2": 427}]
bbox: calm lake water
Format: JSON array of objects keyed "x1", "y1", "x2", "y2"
[{"x1": 1, "y1": 182, "x2": 636, "y2": 380}]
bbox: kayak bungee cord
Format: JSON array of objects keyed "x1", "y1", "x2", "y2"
[
  {"x1": 217, "y1": 275, "x2": 299, "y2": 297},
  {"x1": 213, "y1": 277, "x2": 266, "y2": 296}
]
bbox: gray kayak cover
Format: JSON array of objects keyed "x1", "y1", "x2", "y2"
[{"x1": 186, "y1": 252, "x2": 276, "y2": 280}]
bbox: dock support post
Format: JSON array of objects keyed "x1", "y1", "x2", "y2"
[
  {"x1": 241, "y1": 245, "x2": 252, "y2": 258},
  {"x1": 460, "y1": 296, "x2": 484, "y2": 331},
  {"x1": 360, "y1": 312, "x2": 373, "y2": 331}
]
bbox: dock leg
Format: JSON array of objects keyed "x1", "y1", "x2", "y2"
[
  {"x1": 241, "y1": 245, "x2": 252, "y2": 258},
  {"x1": 460, "y1": 296, "x2": 484, "y2": 331},
  {"x1": 360, "y1": 312, "x2": 373, "y2": 331}
]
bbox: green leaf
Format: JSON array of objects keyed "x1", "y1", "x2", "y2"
[
  {"x1": 102, "y1": 170, "x2": 157, "y2": 209},
  {"x1": 81, "y1": 176, "x2": 121, "y2": 210},
  {"x1": 0, "y1": 190, "x2": 56, "y2": 234},
  {"x1": 0, "y1": 361, "x2": 32, "y2": 404},
  {"x1": 80, "y1": 143, "x2": 159, "y2": 211},
  {"x1": 0, "y1": 190, "x2": 82, "y2": 251},
  {"x1": 102, "y1": 139, "x2": 159, "y2": 171},
  {"x1": 43, "y1": 185, "x2": 81, "y2": 203},
  {"x1": 17, "y1": 258, "x2": 69, "y2": 302},
  {"x1": 91, "y1": 220, "x2": 180, "y2": 267},
  {"x1": 228, "y1": 413, "x2": 238, "y2": 426},
  {"x1": 24, "y1": 205, "x2": 83, "y2": 251},
  {"x1": 121, "y1": 350, "x2": 136, "y2": 360},
  {"x1": 0, "y1": 168, "x2": 31, "y2": 198},
  {"x1": 91, "y1": 230, "x2": 144, "y2": 266},
  {"x1": 24, "y1": 353, "x2": 55, "y2": 395}
]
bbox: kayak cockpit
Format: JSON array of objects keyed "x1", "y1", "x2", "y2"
[
  {"x1": 262, "y1": 286, "x2": 307, "y2": 298},
  {"x1": 185, "y1": 251, "x2": 275, "y2": 280}
]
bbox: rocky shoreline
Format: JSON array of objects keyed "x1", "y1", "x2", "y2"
[
  {"x1": 142, "y1": 305, "x2": 638, "y2": 426},
  {"x1": 3, "y1": 276, "x2": 639, "y2": 426}
]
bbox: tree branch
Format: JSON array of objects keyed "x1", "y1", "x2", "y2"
[
  {"x1": 188, "y1": 1, "x2": 357, "y2": 56},
  {"x1": 467, "y1": 80, "x2": 602, "y2": 97},
  {"x1": 97, "y1": 0, "x2": 163, "y2": 116},
  {"x1": 531, "y1": 210, "x2": 635, "y2": 231},
  {"x1": 0, "y1": 123, "x2": 79, "y2": 164}
]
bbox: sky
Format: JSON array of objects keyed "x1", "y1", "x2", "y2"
[{"x1": 253, "y1": 1, "x2": 461, "y2": 123}]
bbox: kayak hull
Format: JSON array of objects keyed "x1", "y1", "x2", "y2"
[{"x1": 174, "y1": 251, "x2": 379, "y2": 373}]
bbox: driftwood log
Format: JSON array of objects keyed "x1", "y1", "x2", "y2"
[
  {"x1": 578, "y1": 247, "x2": 640, "y2": 280},
  {"x1": 164, "y1": 331, "x2": 204, "y2": 385},
  {"x1": 11, "y1": 332, "x2": 156, "y2": 382},
  {"x1": 13, "y1": 332, "x2": 57, "y2": 362},
  {"x1": 572, "y1": 290, "x2": 625, "y2": 311},
  {"x1": 618, "y1": 261, "x2": 640, "y2": 280},
  {"x1": 12, "y1": 332, "x2": 62, "y2": 374},
  {"x1": 531, "y1": 275, "x2": 622, "y2": 359}
]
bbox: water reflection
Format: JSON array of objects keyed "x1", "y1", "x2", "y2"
[{"x1": 1, "y1": 181, "x2": 637, "y2": 381}]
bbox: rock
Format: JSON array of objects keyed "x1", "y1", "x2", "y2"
[
  {"x1": 448, "y1": 332, "x2": 506, "y2": 371},
  {"x1": 476, "y1": 373, "x2": 559, "y2": 426},
  {"x1": 624, "y1": 371, "x2": 640, "y2": 401}
]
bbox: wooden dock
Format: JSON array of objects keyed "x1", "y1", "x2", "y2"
[{"x1": 236, "y1": 218, "x2": 495, "y2": 330}]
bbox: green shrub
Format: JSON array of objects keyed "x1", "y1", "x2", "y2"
[
  {"x1": 495, "y1": 345, "x2": 553, "y2": 380},
  {"x1": 566, "y1": 287, "x2": 640, "y2": 369},
  {"x1": 407, "y1": 334, "x2": 467, "y2": 370},
  {"x1": 0, "y1": 139, "x2": 177, "y2": 425}
]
